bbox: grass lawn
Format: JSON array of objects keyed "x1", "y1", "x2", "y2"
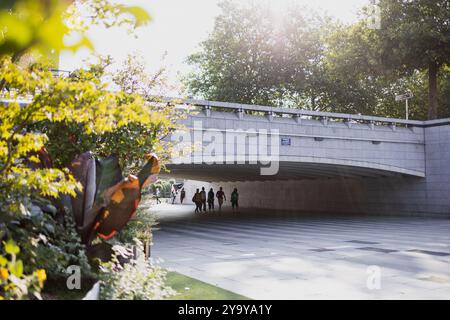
[
  {"x1": 41, "y1": 271, "x2": 250, "y2": 300},
  {"x1": 165, "y1": 271, "x2": 250, "y2": 300}
]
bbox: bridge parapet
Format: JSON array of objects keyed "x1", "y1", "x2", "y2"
[{"x1": 166, "y1": 98, "x2": 427, "y2": 128}]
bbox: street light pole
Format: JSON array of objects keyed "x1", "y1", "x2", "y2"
[
  {"x1": 395, "y1": 92, "x2": 413, "y2": 120},
  {"x1": 405, "y1": 98, "x2": 409, "y2": 121}
]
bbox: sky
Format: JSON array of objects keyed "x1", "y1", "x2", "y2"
[{"x1": 60, "y1": 0, "x2": 370, "y2": 92}]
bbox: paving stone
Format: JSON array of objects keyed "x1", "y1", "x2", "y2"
[
  {"x1": 309, "y1": 248, "x2": 335, "y2": 252},
  {"x1": 152, "y1": 206, "x2": 450, "y2": 299},
  {"x1": 407, "y1": 249, "x2": 450, "y2": 257},
  {"x1": 347, "y1": 240, "x2": 380, "y2": 245},
  {"x1": 356, "y1": 247, "x2": 398, "y2": 254}
]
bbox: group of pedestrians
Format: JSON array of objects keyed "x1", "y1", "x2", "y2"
[
  {"x1": 154, "y1": 186, "x2": 186, "y2": 204},
  {"x1": 158, "y1": 185, "x2": 240, "y2": 213},
  {"x1": 171, "y1": 187, "x2": 186, "y2": 204},
  {"x1": 192, "y1": 187, "x2": 239, "y2": 213}
]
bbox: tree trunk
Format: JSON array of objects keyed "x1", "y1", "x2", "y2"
[{"x1": 428, "y1": 61, "x2": 439, "y2": 120}]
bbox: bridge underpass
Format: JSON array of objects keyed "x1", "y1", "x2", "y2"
[
  {"x1": 152, "y1": 99, "x2": 450, "y2": 300},
  {"x1": 160, "y1": 98, "x2": 450, "y2": 217}
]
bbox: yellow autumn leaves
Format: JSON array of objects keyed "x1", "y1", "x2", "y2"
[{"x1": 0, "y1": 240, "x2": 46, "y2": 300}]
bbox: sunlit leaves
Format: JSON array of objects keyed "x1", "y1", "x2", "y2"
[
  {"x1": 0, "y1": 53, "x2": 175, "y2": 211},
  {"x1": 70, "y1": 0, "x2": 151, "y2": 34},
  {"x1": 0, "y1": 0, "x2": 86, "y2": 57},
  {"x1": 116, "y1": 5, "x2": 152, "y2": 29},
  {"x1": 0, "y1": 0, "x2": 151, "y2": 59},
  {"x1": 8, "y1": 167, "x2": 82, "y2": 198},
  {"x1": 0, "y1": 239, "x2": 44, "y2": 300},
  {"x1": 185, "y1": 1, "x2": 333, "y2": 109},
  {"x1": 36, "y1": 55, "x2": 178, "y2": 172},
  {"x1": 3, "y1": 239, "x2": 20, "y2": 255}
]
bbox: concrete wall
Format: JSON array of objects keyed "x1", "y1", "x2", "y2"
[{"x1": 197, "y1": 124, "x2": 450, "y2": 217}]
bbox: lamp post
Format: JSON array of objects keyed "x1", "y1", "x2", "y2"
[{"x1": 395, "y1": 92, "x2": 413, "y2": 120}]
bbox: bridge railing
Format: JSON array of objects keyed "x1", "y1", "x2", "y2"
[
  {"x1": 7, "y1": 96, "x2": 450, "y2": 128},
  {"x1": 162, "y1": 97, "x2": 427, "y2": 128}
]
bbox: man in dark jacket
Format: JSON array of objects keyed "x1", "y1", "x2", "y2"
[
  {"x1": 216, "y1": 187, "x2": 226, "y2": 211},
  {"x1": 207, "y1": 188, "x2": 215, "y2": 212},
  {"x1": 231, "y1": 188, "x2": 239, "y2": 213},
  {"x1": 192, "y1": 189, "x2": 202, "y2": 213},
  {"x1": 200, "y1": 187, "x2": 207, "y2": 212}
]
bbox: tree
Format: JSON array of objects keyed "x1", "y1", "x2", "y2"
[
  {"x1": 185, "y1": 1, "x2": 388, "y2": 112},
  {"x1": 322, "y1": 21, "x2": 430, "y2": 119},
  {"x1": 110, "y1": 53, "x2": 184, "y2": 169},
  {"x1": 38, "y1": 55, "x2": 178, "y2": 172},
  {"x1": 186, "y1": 1, "x2": 334, "y2": 109},
  {"x1": 185, "y1": 0, "x2": 278, "y2": 105},
  {"x1": 374, "y1": 0, "x2": 450, "y2": 119},
  {"x1": 276, "y1": 7, "x2": 332, "y2": 110}
]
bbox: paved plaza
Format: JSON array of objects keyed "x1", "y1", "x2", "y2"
[{"x1": 151, "y1": 204, "x2": 450, "y2": 299}]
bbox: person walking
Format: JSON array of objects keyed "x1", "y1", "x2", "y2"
[
  {"x1": 155, "y1": 187, "x2": 161, "y2": 204},
  {"x1": 192, "y1": 188, "x2": 202, "y2": 213},
  {"x1": 180, "y1": 188, "x2": 186, "y2": 204},
  {"x1": 207, "y1": 188, "x2": 215, "y2": 212},
  {"x1": 231, "y1": 188, "x2": 239, "y2": 213},
  {"x1": 216, "y1": 187, "x2": 226, "y2": 211},
  {"x1": 200, "y1": 187, "x2": 207, "y2": 212},
  {"x1": 171, "y1": 187, "x2": 177, "y2": 204}
]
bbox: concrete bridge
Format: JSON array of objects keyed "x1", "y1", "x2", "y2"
[{"x1": 163, "y1": 99, "x2": 450, "y2": 217}]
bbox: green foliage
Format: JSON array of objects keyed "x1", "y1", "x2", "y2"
[
  {"x1": 118, "y1": 195, "x2": 158, "y2": 244},
  {"x1": 185, "y1": 0, "x2": 281, "y2": 106},
  {"x1": 0, "y1": 239, "x2": 46, "y2": 300},
  {"x1": 373, "y1": 0, "x2": 450, "y2": 118},
  {"x1": 73, "y1": 0, "x2": 151, "y2": 31},
  {"x1": 374, "y1": 0, "x2": 450, "y2": 72},
  {"x1": 153, "y1": 179, "x2": 173, "y2": 198},
  {"x1": 184, "y1": 0, "x2": 377, "y2": 111},
  {"x1": 0, "y1": 53, "x2": 175, "y2": 208},
  {"x1": 0, "y1": 58, "x2": 83, "y2": 218},
  {"x1": 108, "y1": 53, "x2": 184, "y2": 171},
  {"x1": 321, "y1": 21, "x2": 431, "y2": 118},
  {"x1": 0, "y1": 0, "x2": 151, "y2": 60},
  {"x1": 1, "y1": 197, "x2": 93, "y2": 279},
  {"x1": 99, "y1": 241, "x2": 175, "y2": 300},
  {"x1": 24, "y1": 56, "x2": 177, "y2": 172},
  {"x1": 0, "y1": 0, "x2": 86, "y2": 61},
  {"x1": 324, "y1": 0, "x2": 450, "y2": 119}
]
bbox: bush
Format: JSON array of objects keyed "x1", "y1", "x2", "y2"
[
  {"x1": 1, "y1": 197, "x2": 93, "y2": 280},
  {"x1": 152, "y1": 179, "x2": 173, "y2": 198},
  {"x1": 99, "y1": 241, "x2": 175, "y2": 300},
  {"x1": 118, "y1": 194, "x2": 158, "y2": 245}
]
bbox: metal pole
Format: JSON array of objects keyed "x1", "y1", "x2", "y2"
[{"x1": 405, "y1": 99, "x2": 409, "y2": 120}]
